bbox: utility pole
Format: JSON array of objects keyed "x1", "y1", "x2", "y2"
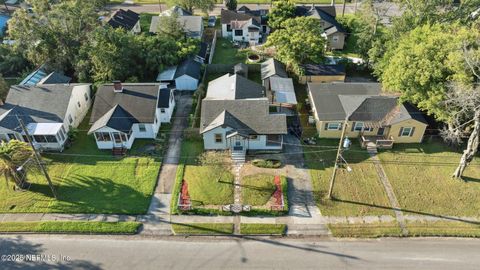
[
  {"x1": 17, "y1": 117, "x2": 57, "y2": 199},
  {"x1": 342, "y1": 0, "x2": 347, "y2": 16},
  {"x1": 158, "y1": 0, "x2": 162, "y2": 13},
  {"x1": 328, "y1": 118, "x2": 348, "y2": 199},
  {"x1": 354, "y1": 0, "x2": 358, "y2": 14}
]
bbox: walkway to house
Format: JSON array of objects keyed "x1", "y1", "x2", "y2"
[{"x1": 367, "y1": 144, "x2": 408, "y2": 236}]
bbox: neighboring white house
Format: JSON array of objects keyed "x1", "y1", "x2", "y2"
[
  {"x1": 107, "y1": 9, "x2": 141, "y2": 34},
  {"x1": 200, "y1": 74, "x2": 287, "y2": 162},
  {"x1": 220, "y1": 8, "x2": 269, "y2": 45},
  {"x1": 149, "y1": 6, "x2": 204, "y2": 39},
  {"x1": 0, "y1": 83, "x2": 92, "y2": 151},
  {"x1": 157, "y1": 58, "x2": 201, "y2": 91},
  {"x1": 88, "y1": 82, "x2": 174, "y2": 150}
]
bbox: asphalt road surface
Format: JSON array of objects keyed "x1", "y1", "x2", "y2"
[{"x1": 1, "y1": 235, "x2": 479, "y2": 269}]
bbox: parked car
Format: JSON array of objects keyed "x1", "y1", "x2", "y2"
[{"x1": 207, "y1": 16, "x2": 216, "y2": 27}]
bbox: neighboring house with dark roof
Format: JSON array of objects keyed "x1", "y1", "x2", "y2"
[
  {"x1": 220, "y1": 7, "x2": 269, "y2": 45},
  {"x1": 157, "y1": 58, "x2": 201, "y2": 91},
  {"x1": 107, "y1": 9, "x2": 141, "y2": 34},
  {"x1": 299, "y1": 64, "x2": 346, "y2": 84},
  {"x1": 200, "y1": 73, "x2": 287, "y2": 158},
  {"x1": 295, "y1": 5, "x2": 347, "y2": 50},
  {"x1": 149, "y1": 7, "x2": 204, "y2": 39},
  {"x1": 307, "y1": 82, "x2": 428, "y2": 148},
  {"x1": 20, "y1": 65, "x2": 71, "y2": 86},
  {"x1": 0, "y1": 82, "x2": 92, "y2": 151},
  {"x1": 260, "y1": 58, "x2": 288, "y2": 90},
  {"x1": 88, "y1": 82, "x2": 175, "y2": 150}
]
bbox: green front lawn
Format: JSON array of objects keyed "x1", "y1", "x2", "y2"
[
  {"x1": 184, "y1": 165, "x2": 234, "y2": 206},
  {"x1": 0, "y1": 221, "x2": 141, "y2": 234},
  {"x1": 242, "y1": 174, "x2": 276, "y2": 206},
  {"x1": 377, "y1": 141, "x2": 480, "y2": 217},
  {"x1": 305, "y1": 139, "x2": 395, "y2": 217},
  {"x1": 0, "y1": 117, "x2": 161, "y2": 214},
  {"x1": 172, "y1": 223, "x2": 234, "y2": 235}
]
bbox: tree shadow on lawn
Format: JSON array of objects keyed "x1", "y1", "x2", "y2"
[
  {"x1": 27, "y1": 174, "x2": 150, "y2": 214},
  {"x1": 333, "y1": 198, "x2": 480, "y2": 225},
  {"x1": 0, "y1": 236, "x2": 102, "y2": 270}
]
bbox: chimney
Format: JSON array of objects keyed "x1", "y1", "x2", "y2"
[{"x1": 113, "y1": 80, "x2": 123, "y2": 93}]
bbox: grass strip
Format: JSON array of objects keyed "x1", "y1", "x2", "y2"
[
  {"x1": 406, "y1": 221, "x2": 480, "y2": 237},
  {"x1": 328, "y1": 222, "x2": 403, "y2": 238},
  {"x1": 172, "y1": 223, "x2": 234, "y2": 235},
  {"x1": 0, "y1": 221, "x2": 141, "y2": 234},
  {"x1": 240, "y1": 223, "x2": 286, "y2": 235}
]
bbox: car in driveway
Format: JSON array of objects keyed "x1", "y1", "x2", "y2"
[{"x1": 207, "y1": 16, "x2": 216, "y2": 27}]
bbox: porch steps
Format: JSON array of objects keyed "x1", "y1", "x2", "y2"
[
  {"x1": 231, "y1": 150, "x2": 246, "y2": 164},
  {"x1": 112, "y1": 147, "x2": 127, "y2": 156}
]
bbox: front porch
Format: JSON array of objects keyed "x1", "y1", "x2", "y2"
[{"x1": 360, "y1": 135, "x2": 394, "y2": 149}]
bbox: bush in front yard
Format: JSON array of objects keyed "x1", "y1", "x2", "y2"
[{"x1": 252, "y1": 159, "x2": 282, "y2": 169}]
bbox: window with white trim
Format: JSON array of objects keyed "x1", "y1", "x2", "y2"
[
  {"x1": 249, "y1": 135, "x2": 259, "y2": 140},
  {"x1": 327, "y1": 122, "x2": 341, "y2": 130},
  {"x1": 139, "y1": 124, "x2": 146, "y2": 132},
  {"x1": 160, "y1": 108, "x2": 166, "y2": 113},
  {"x1": 354, "y1": 122, "x2": 364, "y2": 131},
  {"x1": 401, "y1": 127, "x2": 413, "y2": 136},
  {"x1": 68, "y1": 115, "x2": 73, "y2": 124}
]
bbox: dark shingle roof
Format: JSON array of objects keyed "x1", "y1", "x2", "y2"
[
  {"x1": 174, "y1": 58, "x2": 201, "y2": 80},
  {"x1": 107, "y1": 9, "x2": 139, "y2": 31},
  {"x1": 295, "y1": 5, "x2": 346, "y2": 33},
  {"x1": 90, "y1": 105, "x2": 138, "y2": 133},
  {"x1": 261, "y1": 58, "x2": 288, "y2": 80},
  {"x1": 342, "y1": 96, "x2": 398, "y2": 122},
  {"x1": 89, "y1": 83, "x2": 160, "y2": 132},
  {"x1": 308, "y1": 83, "x2": 381, "y2": 121},
  {"x1": 200, "y1": 99, "x2": 287, "y2": 134},
  {"x1": 302, "y1": 64, "x2": 346, "y2": 76},
  {"x1": 39, "y1": 72, "x2": 72, "y2": 85},
  {"x1": 220, "y1": 9, "x2": 261, "y2": 25},
  {"x1": 0, "y1": 84, "x2": 89, "y2": 131},
  {"x1": 157, "y1": 88, "x2": 172, "y2": 108}
]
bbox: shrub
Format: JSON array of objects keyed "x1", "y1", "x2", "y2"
[
  {"x1": 252, "y1": 159, "x2": 282, "y2": 168},
  {"x1": 67, "y1": 127, "x2": 79, "y2": 142}
]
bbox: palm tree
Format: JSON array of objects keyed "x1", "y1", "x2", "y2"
[{"x1": 0, "y1": 140, "x2": 34, "y2": 190}]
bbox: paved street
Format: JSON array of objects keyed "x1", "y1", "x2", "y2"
[{"x1": 1, "y1": 235, "x2": 479, "y2": 269}]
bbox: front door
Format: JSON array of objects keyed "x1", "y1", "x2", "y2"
[
  {"x1": 377, "y1": 127, "x2": 385, "y2": 136},
  {"x1": 232, "y1": 135, "x2": 245, "y2": 151},
  {"x1": 112, "y1": 132, "x2": 122, "y2": 147}
]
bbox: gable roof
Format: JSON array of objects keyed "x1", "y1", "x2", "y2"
[
  {"x1": 89, "y1": 83, "x2": 160, "y2": 133},
  {"x1": 205, "y1": 74, "x2": 264, "y2": 100},
  {"x1": 38, "y1": 72, "x2": 72, "y2": 85},
  {"x1": 302, "y1": 64, "x2": 346, "y2": 76},
  {"x1": 261, "y1": 58, "x2": 288, "y2": 80},
  {"x1": 308, "y1": 83, "x2": 427, "y2": 125},
  {"x1": 200, "y1": 98, "x2": 287, "y2": 135},
  {"x1": 89, "y1": 105, "x2": 137, "y2": 133},
  {"x1": 295, "y1": 5, "x2": 346, "y2": 33},
  {"x1": 107, "y1": 9, "x2": 140, "y2": 31},
  {"x1": 0, "y1": 84, "x2": 90, "y2": 131},
  {"x1": 174, "y1": 58, "x2": 201, "y2": 80},
  {"x1": 308, "y1": 83, "x2": 381, "y2": 121}
]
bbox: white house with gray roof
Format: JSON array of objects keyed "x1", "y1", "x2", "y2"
[
  {"x1": 88, "y1": 82, "x2": 174, "y2": 150},
  {"x1": 200, "y1": 74, "x2": 287, "y2": 161},
  {"x1": 0, "y1": 83, "x2": 92, "y2": 151},
  {"x1": 157, "y1": 58, "x2": 201, "y2": 91},
  {"x1": 149, "y1": 6, "x2": 204, "y2": 39}
]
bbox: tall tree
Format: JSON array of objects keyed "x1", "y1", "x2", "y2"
[
  {"x1": 265, "y1": 17, "x2": 325, "y2": 75},
  {"x1": 268, "y1": 0, "x2": 296, "y2": 30},
  {"x1": 7, "y1": 0, "x2": 100, "y2": 72},
  {"x1": 225, "y1": 0, "x2": 237, "y2": 11},
  {"x1": 379, "y1": 24, "x2": 475, "y2": 121},
  {"x1": 440, "y1": 43, "x2": 480, "y2": 179},
  {"x1": 167, "y1": 0, "x2": 215, "y2": 14},
  {"x1": 0, "y1": 45, "x2": 30, "y2": 77},
  {"x1": 157, "y1": 12, "x2": 185, "y2": 39},
  {"x1": 0, "y1": 73, "x2": 8, "y2": 100},
  {"x1": 0, "y1": 140, "x2": 34, "y2": 190}
]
